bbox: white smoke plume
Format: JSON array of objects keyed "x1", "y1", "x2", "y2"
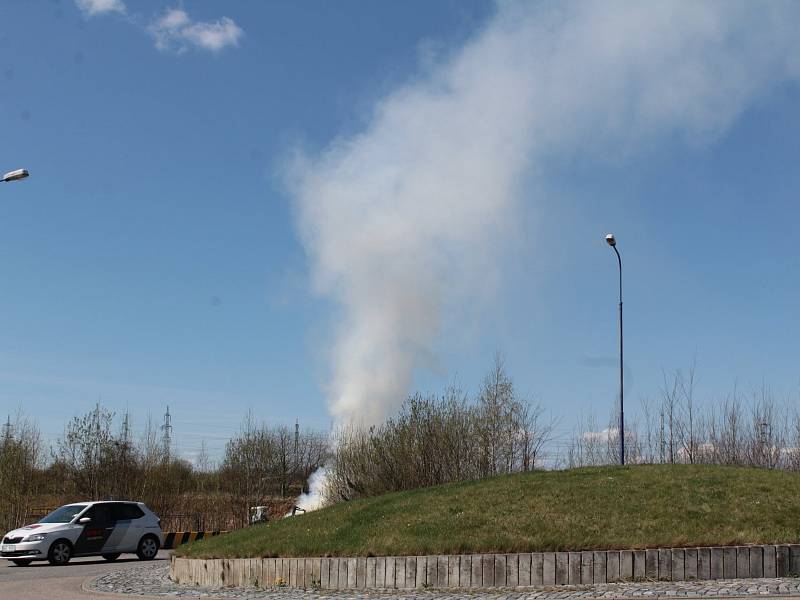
[
  {"x1": 294, "y1": 466, "x2": 329, "y2": 513},
  {"x1": 288, "y1": 1, "x2": 800, "y2": 427}
]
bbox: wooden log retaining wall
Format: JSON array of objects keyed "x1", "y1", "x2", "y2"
[{"x1": 171, "y1": 544, "x2": 800, "y2": 590}]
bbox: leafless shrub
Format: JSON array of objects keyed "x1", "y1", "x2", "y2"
[
  {"x1": 566, "y1": 410, "x2": 640, "y2": 467},
  {"x1": 568, "y1": 361, "x2": 800, "y2": 473}
]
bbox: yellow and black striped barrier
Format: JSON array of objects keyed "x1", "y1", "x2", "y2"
[{"x1": 162, "y1": 530, "x2": 227, "y2": 549}]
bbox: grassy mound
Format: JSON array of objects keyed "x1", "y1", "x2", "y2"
[{"x1": 175, "y1": 464, "x2": 800, "y2": 558}]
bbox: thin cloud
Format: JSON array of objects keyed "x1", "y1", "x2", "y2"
[
  {"x1": 74, "y1": 0, "x2": 126, "y2": 17},
  {"x1": 149, "y1": 8, "x2": 243, "y2": 53},
  {"x1": 582, "y1": 428, "x2": 616, "y2": 443},
  {"x1": 74, "y1": 2, "x2": 242, "y2": 54}
]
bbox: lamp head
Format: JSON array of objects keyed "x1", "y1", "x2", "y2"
[
  {"x1": 2, "y1": 168, "x2": 29, "y2": 182},
  {"x1": 605, "y1": 233, "x2": 616, "y2": 247}
]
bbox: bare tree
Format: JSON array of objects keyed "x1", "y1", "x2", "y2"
[
  {"x1": 677, "y1": 360, "x2": 698, "y2": 464},
  {"x1": 639, "y1": 396, "x2": 660, "y2": 464},
  {"x1": 475, "y1": 353, "x2": 518, "y2": 477},
  {"x1": 519, "y1": 401, "x2": 554, "y2": 471},
  {"x1": 0, "y1": 413, "x2": 43, "y2": 532},
  {"x1": 660, "y1": 370, "x2": 680, "y2": 464},
  {"x1": 53, "y1": 403, "x2": 116, "y2": 499}
]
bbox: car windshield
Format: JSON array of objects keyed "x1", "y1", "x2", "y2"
[{"x1": 39, "y1": 504, "x2": 88, "y2": 524}]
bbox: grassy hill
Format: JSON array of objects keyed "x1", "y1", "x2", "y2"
[{"x1": 174, "y1": 464, "x2": 800, "y2": 559}]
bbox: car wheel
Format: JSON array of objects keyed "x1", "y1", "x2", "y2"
[
  {"x1": 136, "y1": 535, "x2": 159, "y2": 561},
  {"x1": 11, "y1": 559, "x2": 32, "y2": 566},
  {"x1": 48, "y1": 539, "x2": 73, "y2": 566},
  {"x1": 102, "y1": 553, "x2": 121, "y2": 561}
]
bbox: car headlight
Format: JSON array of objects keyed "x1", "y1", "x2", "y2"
[{"x1": 23, "y1": 533, "x2": 47, "y2": 542}]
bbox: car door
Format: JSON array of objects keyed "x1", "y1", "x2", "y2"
[
  {"x1": 100, "y1": 503, "x2": 136, "y2": 553},
  {"x1": 111, "y1": 503, "x2": 145, "y2": 552},
  {"x1": 73, "y1": 504, "x2": 117, "y2": 556}
]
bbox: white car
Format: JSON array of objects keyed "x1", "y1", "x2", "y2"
[{"x1": 1, "y1": 501, "x2": 163, "y2": 566}]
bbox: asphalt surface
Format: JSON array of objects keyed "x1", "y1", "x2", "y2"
[
  {"x1": 0, "y1": 551, "x2": 171, "y2": 600},
  {"x1": 4, "y1": 553, "x2": 800, "y2": 600}
]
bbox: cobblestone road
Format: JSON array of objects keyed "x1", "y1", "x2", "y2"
[{"x1": 88, "y1": 564, "x2": 800, "y2": 599}]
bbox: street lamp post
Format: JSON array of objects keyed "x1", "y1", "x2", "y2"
[
  {"x1": 605, "y1": 233, "x2": 624, "y2": 466},
  {"x1": 2, "y1": 169, "x2": 29, "y2": 183}
]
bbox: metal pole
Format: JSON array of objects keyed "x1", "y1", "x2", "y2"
[{"x1": 612, "y1": 245, "x2": 624, "y2": 466}]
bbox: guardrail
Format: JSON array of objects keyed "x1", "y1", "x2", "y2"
[{"x1": 162, "y1": 531, "x2": 228, "y2": 550}]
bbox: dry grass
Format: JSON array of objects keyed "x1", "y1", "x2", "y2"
[{"x1": 175, "y1": 464, "x2": 800, "y2": 558}]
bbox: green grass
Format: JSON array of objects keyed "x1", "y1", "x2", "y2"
[{"x1": 175, "y1": 464, "x2": 800, "y2": 559}]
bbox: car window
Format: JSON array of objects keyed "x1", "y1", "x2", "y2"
[
  {"x1": 114, "y1": 503, "x2": 145, "y2": 520},
  {"x1": 39, "y1": 504, "x2": 88, "y2": 523},
  {"x1": 83, "y1": 504, "x2": 116, "y2": 526}
]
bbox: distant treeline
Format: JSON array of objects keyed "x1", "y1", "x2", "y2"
[
  {"x1": 4, "y1": 357, "x2": 799, "y2": 532},
  {"x1": 0, "y1": 406, "x2": 328, "y2": 533}
]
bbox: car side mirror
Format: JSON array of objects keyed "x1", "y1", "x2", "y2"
[{"x1": 78, "y1": 517, "x2": 91, "y2": 524}]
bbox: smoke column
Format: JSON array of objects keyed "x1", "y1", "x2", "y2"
[
  {"x1": 288, "y1": 1, "x2": 800, "y2": 426},
  {"x1": 294, "y1": 466, "x2": 329, "y2": 513}
]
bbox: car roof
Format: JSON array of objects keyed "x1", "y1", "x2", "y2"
[{"x1": 63, "y1": 500, "x2": 142, "y2": 506}]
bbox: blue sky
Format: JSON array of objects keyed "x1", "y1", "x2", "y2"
[{"x1": 1, "y1": 1, "x2": 798, "y2": 461}]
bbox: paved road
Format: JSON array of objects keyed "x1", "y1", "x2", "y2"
[{"x1": 0, "y1": 552, "x2": 171, "y2": 600}]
